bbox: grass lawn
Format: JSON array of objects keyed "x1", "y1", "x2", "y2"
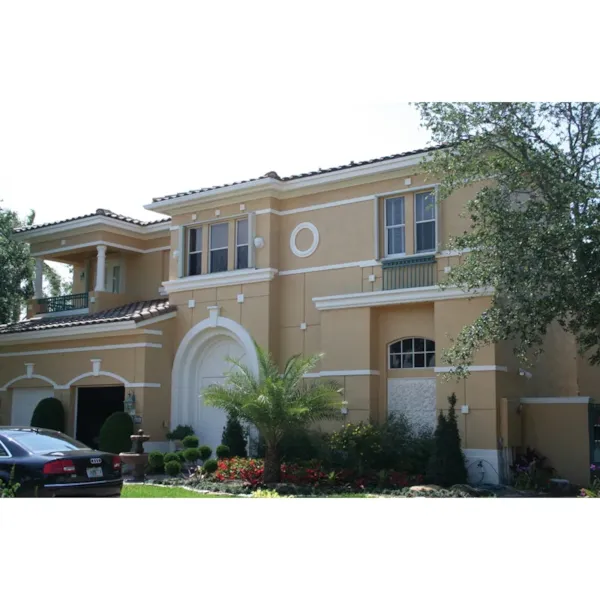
[{"x1": 121, "y1": 484, "x2": 231, "y2": 498}]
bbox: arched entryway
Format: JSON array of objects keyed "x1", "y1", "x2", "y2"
[{"x1": 171, "y1": 311, "x2": 259, "y2": 453}]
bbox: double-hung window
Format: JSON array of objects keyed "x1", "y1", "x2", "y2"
[
  {"x1": 236, "y1": 218, "x2": 249, "y2": 269},
  {"x1": 385, "y1": 196, "x2": 405, "y2": 256},
  {"x1": 188, "y1": 228, "x2": 202, "y2": 276},
  {"x1": 415, "y1": 191, "x2": 436, "y2": 253},
  {"x1": 210, "y1": 222, "x2": 229, "y2": 273}
]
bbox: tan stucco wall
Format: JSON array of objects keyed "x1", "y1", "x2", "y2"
[{"x1": 521, "y1": 402, "x2": 590, "y2": 486}]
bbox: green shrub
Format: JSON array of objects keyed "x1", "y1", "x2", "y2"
[
  {"x1": 202, "y1": 458, "x2": 218, "y2": 474},
  {"x1": 165, "y1": 460, "x2": 182, "y2": 477},
  {"x1": 163, "y1": 452, "x2": 179, "y2": 464},
  {"x1": 221, "y1": 414, "x2": 247, "y2": 457},
  {"x1": 184, "y1": 448, "x2": 200, "y2": 463},
  {"x1": 216, "y1": 444, "x2": 231, "y2": 459},
  {"x1": 182, "y1": 435, "x2": 199, "y2": 449},
  {"x1": 148, "y1": 451, "x2": 165, "y2": 473},
  {"x1": 98, "y1": 412, "x2": 133, "y2": 454},
  {"x1": 426, "y1": 394, "x2": 468, "y2": 486},
  {"x1": 0, "y1": 466, "x2": 20, "y2": 498},
  {"x1": 252, "y1": 489, "x2": 281, "y2": 498},
  {"x1": 199, "y1": 446, "x2": 212, "y2": 461},
  {"x1": 176, "y1": 451, "x2": 186, "y2": 463},
  {"x1": 166, "y1": 425, "x2": 195, "y2": 441},
  {"x1": 30, "y1": 397, "x2": 65, "y2": 433}
]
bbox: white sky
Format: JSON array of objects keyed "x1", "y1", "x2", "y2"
[{"x1": 0, "y1": 1, "x2": 597, "y2": 227}]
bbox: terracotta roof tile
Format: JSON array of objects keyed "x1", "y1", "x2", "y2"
[
  {"x1": 151, "y1": 143, "x2": 450, "y2": 204},
  {"x1": 14, "y1": 208, "x2": 171, "y2": 234},
  {"x1": 0, "y1": 299, "x2": 175, "y2": 335}
]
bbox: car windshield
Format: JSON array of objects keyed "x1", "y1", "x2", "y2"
[{"x1": 9, "y1": 430, "x2": 89, "y2": 454}]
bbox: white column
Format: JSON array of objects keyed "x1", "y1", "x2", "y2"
[
  {"x1": 34, "y1": 258, "x2": 44, "y2": 299},
  {"x1": 95, "y1": 245, "x2": 107, "y2": 292}
]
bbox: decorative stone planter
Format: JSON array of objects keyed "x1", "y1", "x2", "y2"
[{"x1": 120, "y1": 429, "x2": 151, "y2": 482}]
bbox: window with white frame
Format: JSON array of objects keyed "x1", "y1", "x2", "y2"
[
  {"x1": 236, "y1": 218, "x2": 249, "y2": 269},
  {"x1": 385, "y1": 196, "x2": 405, "y2": 256},
  {"x1": 210, "y1": 222, "x2": 229, "y2": 273},
  {"x1": 104, "y1": 259, "x2": 123, "y2": 294},
  {"x1": 389, "y1": 337, "x2": 436, "y2": 369},
  {"x1": 415, "y1": 191, "x2": 436, "y2": 253},
  {"x1": 188, "y1": 227, "x2": 202, "y2": 276}
]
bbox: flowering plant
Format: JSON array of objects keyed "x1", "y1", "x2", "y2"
[
  {"x1": 211, "y1": 458, "x2": 423, "y2": 491},
  {"x1": 580, "y1": 465, "x2": 600, "y2": 498}
]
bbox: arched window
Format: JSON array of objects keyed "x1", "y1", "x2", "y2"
[{"x1": 389, "y1": 337, "x2": 435, "y2": 369}]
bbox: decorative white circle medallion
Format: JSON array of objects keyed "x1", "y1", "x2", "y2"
[{"x1": 290, "y1": 222, "x2": 319, "y2": 258}]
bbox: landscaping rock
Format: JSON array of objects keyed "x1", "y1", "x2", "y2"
[{"x1": 409, "y1": 485, "x2": 442, "y2": 493}]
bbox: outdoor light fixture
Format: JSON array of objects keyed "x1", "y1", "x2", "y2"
[{"x1": 125, "y1": 391, "x2": 136, "y2": 417}]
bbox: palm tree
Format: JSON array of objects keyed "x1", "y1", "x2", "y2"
[{"x1": 203, "y1": 344, "x2": 345, "y2": 484}]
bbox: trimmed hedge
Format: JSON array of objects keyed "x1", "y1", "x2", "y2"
[
  {"x1": 182, "y1": 435, "x2": 199, "y2": 449},
  {"x1": 98, "y1": 412, "x2": 133, "y2": 454},
  {"x1": 202, "y1": 459, "x2": 218, "y2": 474},
  {"x1": 148, "y1": 451, "x2": 165, "y2": 473},
  {"x1": 198, "y1": 446, "x2": 212, "y2": 461},
  {"x1": 165, "y1": 461, "x2": 182, "y2": 477},
  {"x1": 30, "y1": 397, "x2": 65, "y2": 433},
  {"x1": 183, "y1": 448, "x2": 200, "y2": 463},
  {"x1": 216, "y1": 444, "x2": 231, "y2": 459}
]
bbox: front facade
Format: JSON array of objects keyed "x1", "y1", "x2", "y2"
[{"x1": 1, "y1": 147, "x2": 599, "y2": 485}]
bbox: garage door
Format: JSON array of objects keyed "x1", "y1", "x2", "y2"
[{"x1": 11, "y1": 388, "x2": 54, "y2": 426}]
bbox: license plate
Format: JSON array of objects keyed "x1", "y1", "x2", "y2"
[{"x1": 86, "y1": 467, "x2": 103, "y2": 478}]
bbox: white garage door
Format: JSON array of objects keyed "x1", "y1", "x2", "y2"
[{"x1": 11, "y1": 388, "x2": 54, "y2": 426}]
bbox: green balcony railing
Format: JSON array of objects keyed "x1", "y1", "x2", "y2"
[
  {"x1": 38, "y1": 292, "x2": 89, "y2": 314},
  {"x1": 382, "y1": 255, "x2": 437, "y2": 291}
]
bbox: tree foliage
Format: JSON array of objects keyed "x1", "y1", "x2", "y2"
[
  {"x1": 426, "y1": 394, "x2": 467, "y2": 486},
  {"x1": 0, "y1": 203, "x2": 68, "y2": 324},
  {"x1": 203, "y1": 344, "x2": 344, "y2": 483},
  {"x1": 415, "y1": 102, "x2": 600, "y2": 374}
]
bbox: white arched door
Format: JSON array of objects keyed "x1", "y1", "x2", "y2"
[
  {"x1": 171, "y1": 313, "x2": 259, "y2": 455},
  {"x1": 195, "y1": 337, "x2": 247, "y2": 452}
]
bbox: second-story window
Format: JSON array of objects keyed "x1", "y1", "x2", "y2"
[
  {"x1": 236, "y1": 218, "x2": 249, "y2": 269},
  {"x1": 188, "y1": 228, "x2": 202, "y2": 276},
  {"x1": 415, "y1": 191, "x2": 436, "y2": 253},
  {"x1": 385, "y1": 196, "x2": 405, "y2": 257},
  {"x1": 210, "y1": 222, "x2": 229, "y2": 273},
  {"x1": 111, "y1": 265, "x2": 121, "y2": 293}
]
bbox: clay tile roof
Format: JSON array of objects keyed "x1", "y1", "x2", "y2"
[
  {"x1": 13, "y1": 208, "x2": 171, "y2": 234},
  {"x1": 0, "y1": 299, "x2": 175, "y2": 335},
  {"x1": 151, "y1": 143, "x2": 451, "y2": 204}
]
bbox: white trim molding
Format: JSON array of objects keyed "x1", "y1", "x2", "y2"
[
  {"x1": 31, "y1": 241, "x2": 170, "y2": 258},
  {"x1": 0, "y1": 373, "x2": 61, "y2": 391},
  {"x1": 279, "y1": 259, "x2": 378, "y2": 277},
  {"x1": 434, "y1": 365, "x2": 508, "y2": 373},
  {"x1": 520, "y1": 397, "x2": 591, "y2": 405},
  {"x1": 290, "y1": 222, "x2": 319, "y2": 258},
  {"x1": 313, "y1": 285, "x2": 493, "y2": 311},
  {"x1": 162, "y1": 267, "x2": 277, "y2": 294},
  {"x1": 0, "y1": 342, "x2": 162, "y2": 358},
  {"x1": 303, "y1": 370, "x2": 380, "y2": 378},
  {"x1": 59, "y1": 370, "x2": 161, "y2": 390}
]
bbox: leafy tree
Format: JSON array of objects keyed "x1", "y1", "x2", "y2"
[
  {"x1": 414, "y1": 102, "x2": 600, "y2": 374},
  {"x1": 426, "y1": 394, "x2": 467, "y2": 486},
  {"x1": 203, "y1": 344, "x2": 344, "y2": 483},
  {"x1": 0, "y1": 203, "x2": 68, "y2": 324},
  {"x1": 221, "y1": 413, "x2": 248, "y2": 458}
]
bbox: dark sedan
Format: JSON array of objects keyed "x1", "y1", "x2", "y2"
[{"x1": 0, "y1": 427, "x2": 123, "y2": 497}]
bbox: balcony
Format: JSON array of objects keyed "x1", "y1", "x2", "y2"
[
  {"x1": 382, "y1": 255, "x2": 437, "y2": 291},
  {"x1": 38, "y1": 292, "x2": 89, "y2": 315}
]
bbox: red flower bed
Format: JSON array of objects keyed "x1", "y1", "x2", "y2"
[{"x1": 214, "y1": 457, "x2": 423, "y2": 490}]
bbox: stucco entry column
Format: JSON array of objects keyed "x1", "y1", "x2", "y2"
[
  {"x1": 95, "y1": 244, "x2": 107, "y2": 292},
  {"x1": 34, "y1": 258, "x2": 44, "y2": 299}
]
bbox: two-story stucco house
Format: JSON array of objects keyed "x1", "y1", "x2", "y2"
[{"x1": 1, "y1": 145, "x2": 599, "y2": 486}]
